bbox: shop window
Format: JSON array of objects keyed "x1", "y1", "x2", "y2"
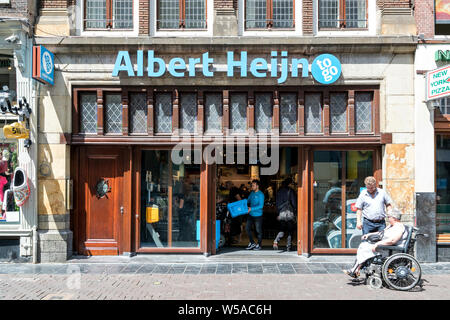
[
  {"x1": 80, "y1": 93, "x2": 98, "y2": 134},
  {"x1": 436, "y1": 135, "x2": 450, "y2": 237},
  {"x1": 255, "y1": 92, "x2": 273, "y2": 133},
  {"x1": 129, "y1": 93, "x2": 147, "y2": 134},
  {"x1": 435, "y1": 0, "x2": 450, "y2": 35},
  {"x1": 140, "y1": 150, "x2": 200, "y2": 248},
  {"x1": 180, "y1": 93, "x2": 198, "y2": 134},
  {"x1": 439, "y1": 97, "x2": 450, "y2": 115},
  {"x1": 155, "y1": 92, "x2": 173, "y2": 134},
  {"x1": 280, "y1": 93, "x2": 297, "y2": 134},
  {"x1": 157, "y1": 0, "x2": 206, "y2": 29},
  {"x1": 84, "y1": 0, "x2": 133, "y2": 30},
  {"x1": 305, "y1": 93, "x2": 322, "y2": 134},
  {"x1": 104, "y1": 93, "x2": 123, "y2": 134},
  {"x1": 230, "y1": 93, "x2": 248, "y2": 134},
  {"x1": 0, "y1": 141, "x2": 19, "y2": 225},
  {"x1": 330, "y1": 92, "x2": 347, "y2": 133},
  {"x1": 245, "y1": 0, "x2": 294, "y2": 29},
  {"x1": 313, "y1": 150, "x2": 373, "y2": 249},
  {"x1": 355, "y1": 92, "x2": 372, "y2": 133},
  {"x1": 318, "y1": 0, "x2": 367, "y2": 29},
  {"x1": 204, "y1": 93, "x2": 223, "y2": 134}
]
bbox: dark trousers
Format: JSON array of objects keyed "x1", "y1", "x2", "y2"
[
  {"x1": 274, "y1": 219, "x2": 296, "y2": 248},
  {"x1": 362, "y1": 218, "x2": 386, "y2": 235},
  {"x1": 246, "y1": 215, "x2": 263, "y2": 246}
]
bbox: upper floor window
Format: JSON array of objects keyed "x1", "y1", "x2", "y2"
[
  {"x1": 436, "y1": 0, "x2": 450, "y2": 35},
  {"x1": 245, "y1": 0, "x2": 294, "y2": 29},
  {"x1": 158, "y1": 0, "x2": 206, "y2": 29},
  {"x1": 85, "y1": 0, "x2": 133, "y2": 30},
  {"x1": 318, "y1": 0, "x2": 367, "y2": 30}
]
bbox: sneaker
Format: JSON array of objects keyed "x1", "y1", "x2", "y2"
[
  {"x1": 12, "y1": 167, "x2": 30, "y2": 207},
  {"x1": 343, "y1": 269, "x2": 360, "y2": 279},
  {"x1": 246, "y1": 243, "x2": 256, "y2": 250},
  {"x1": 286, "y1": 246, "x2": 291, "y2": 252},
  {"x1": 273, "y1": 242, "x2": 278, "y2": 250},
  {"x1": 254, "y1": 244, "x2": 262, "y2": 250}
]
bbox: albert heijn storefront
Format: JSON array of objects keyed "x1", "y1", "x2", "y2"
[{"x1": 35, "y1": 38, "x2": 417, "y2": 260}]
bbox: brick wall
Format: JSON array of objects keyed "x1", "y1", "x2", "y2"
[
  {"x1": 378, "y1": 0, "x2": 412, "y2": 9},
  {"x1": 139, "y1": 0, "x2": 149, "y2": 35},
  {"x1": 414, "y1": 0, "x2": 434, "y2": 38},
  {"x1": 302, "y1": 0, "x2": 313, "y2": 35},
  {"x1": 0, "y1": 0, "x2": 29, "y2": 19},
  {"x1": 39, "y1": 0, "x2": 68, "y2": 9},
  {"x1": 214, "y1": 0, "x2": 237, "y2": 10}
]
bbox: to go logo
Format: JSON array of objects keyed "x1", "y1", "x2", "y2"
[{"x1": 311, "y1": 54, "x2": 342, "y2": 85}]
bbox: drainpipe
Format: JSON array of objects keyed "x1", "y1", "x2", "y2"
[{"x1": 32, "y1": 225, "x2": 38, "y2": 263}]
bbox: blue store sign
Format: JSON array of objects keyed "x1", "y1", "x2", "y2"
[
  {"x1": 32, "y1": 45, "x2": 54, "y2": 86},
  {"x1": 311, "y1": 54, "x2": 342, "y2": 85}
]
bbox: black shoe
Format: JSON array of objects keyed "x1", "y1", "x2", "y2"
[
  {"x1": 286, "y1": 246, "x2": 291, "y2": 252},
  {"x1": 254, "y1": 244, "x2": 262, "y2": 250},
  {"x1": 246, "y1": 243, "x2": 256, "y2": 250},
  {"x1": 343, "y1": 269, "x2": 360, "y2": 278}
]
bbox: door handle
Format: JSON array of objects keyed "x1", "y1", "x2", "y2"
[{"x1": 120, "y1": 206, "x2": 124, "y2": 215}]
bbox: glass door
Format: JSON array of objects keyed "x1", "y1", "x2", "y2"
[{"x1": 312, "y1": 150, "x2": 373, "y2": 251}]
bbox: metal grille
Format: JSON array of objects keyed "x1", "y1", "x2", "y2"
[
  {"x1": 185, "y1": 0, "x2": 206, "y2": 29},
  {"x1": 155, "y1": 93, "x2": 173, "y2": 133},
  {"x1": 180, "y1": 93, "x2": 198, "y2": 134},
  {"x1": 80, "y1": 93, "x2": 98, "y2": 134},
  {"x1": 246, "y1": 0, "x2": 267, "y2": 28},
  {"x1": 273, "y1": 0, "x2": 294, "y2": 28},
  {"x1": 158, "y1": 0, "x2": 180, "y2": 29},
  {"x1": 345, "y1": 0, "x2": 366, "y2": 28},
  {"x1": 105, "y1": 94, "x2": 123, "y2": 134},
  {"x1": 355, "y1": 92, "x2": 372, "y2": 133},
  {"x1": 129, "y1": 93, "x2": 147, "y2": 134},
  {"x1": 204, "y1": 93, "x2": 223, "y2": 134},
  {"x1": 85, "y1": 0, "x2": 107, "y2": 29},
  {"x1": 255, "y1": 93, "x2": 273, "y2": 133},
  {"x1": 113, "y1": 0, "x2": 133, "y2": 29},
  {"x1": 330, "y1": 93, "x2": 347, "y2": 133},
  {"x1": 230, "y1": 93, "x2": 247, "y2": 133},
  {"x1": 305, "y1": 93, "x2": 322, "y2": 134},
  {"x1": 319, "y1": 0, "x2": 339, "y2": 28},
  {"x1": 439, "y1": 97, "x2": 450, "y2": 115},
  {"x1": 280, "y1": 93, "x2": 297, "y2": 133}
]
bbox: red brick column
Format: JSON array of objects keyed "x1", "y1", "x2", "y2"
[
  {"x1": 415, "y1": 0, "x2": 434, "y2": 38},
  {"x1": 302, "y1": 0, "x2": 313, "y2": 35},
  {"x1": 139, "y1": 0, "x2": 149, "y2": 35}
]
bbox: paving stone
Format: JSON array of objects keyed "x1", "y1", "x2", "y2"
[
  {"x1": 152, "y1": 264, "x2": 171, "y2": 274},
  {"x1": 248, "y1": 264, "x2": 263, "y2": 274},
  {"x1": 134, "y1": 265, "x2": 156, "y2": 274},
  {"x1": 277, "y1": 263, "x2": 296, "y2": 274},
  {"x1": 262, "y1": 263, "x2": 280, "y2": 274},
  {"x1": 216, "y1": 264, "x2": 232, "y2": 274},
  {"x1": 200, "y1": 264, "x2": 217, "y2": 274},
  {"x1": 169, "y1": 265, "x2": 187, "y2": 274},
  {"x1": 184, "y1": 265, "x2": 201, "y2": 274}
]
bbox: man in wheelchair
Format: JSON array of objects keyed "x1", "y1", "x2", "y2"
[{"x1": 343, "y1": 209, "x2": 425, "y2": 291}]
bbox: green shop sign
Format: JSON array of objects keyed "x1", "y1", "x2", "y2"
[{"x1": 436, "y1": 50, "x2": 450, "y2": 62}]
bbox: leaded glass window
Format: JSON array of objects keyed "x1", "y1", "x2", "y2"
[
  {"x1": 155, "y1": 93, "x2": 173, "y2": 134},
  {"x1": 246, "y1": 0, "x2": 294, "y2": 29},
  {"x1": 319, "y1": 0, "x2": 367, "y2": 29},
  {"x1": 255, "y1": 93, "x2": 273, "y2": 133},
  {"x1": 158, "y1": 0, "x2": 206, "y2": 29},
  {"x1": 204, "y1": 93, "x2": 223, "y2": 134},
  {"x1": 180, "y1": 93, "x2": 198, "y2": 134},
  {"x1": 230, "y1": 93, "x2": 247, "y2": 133},
  {"x1": 355, "y1": 92, "x2": 372, "y2": 133},
  {"x1": 305, "y1": 93, "x2": 322, "y2": 134},
  {"x1": 129, "y1": 93, "x2": 147, "y2": 134},
  {"x1": 330, "y1": 93, "x2": 347, "y2": 133},
  {"x1": 280, "y1": 93, "x2": 297, "y2": 133},
  {"x1": 104, "y1": 94, "x2": 123, "y2": 134},
  {"x1": 80, "y1": 93, "x2": 98, "y2": 134},
  {"x1": 85, "y1": 0, "x2": 133, "y2": 30},
  {"x1": 439, "y1": 97, "x2": 450, "y2": 115}
]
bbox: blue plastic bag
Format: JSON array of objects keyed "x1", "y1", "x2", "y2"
[{"x1": 227, "y1": 199, "x2": 249, "y2": 218}]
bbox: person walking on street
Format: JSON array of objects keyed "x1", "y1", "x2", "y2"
[
  {"x1": 355, "y1": 176, "x2": 393, "y2": 235},
  {"x1": 246, "y1": 179, "x2": 265, "y2": 250},
  {"x1": 273, "y1": 178, "x2": 297, "y2": 251}
]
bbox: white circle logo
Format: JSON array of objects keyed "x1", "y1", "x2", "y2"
[{"x1": 42, "y1": 51, "x2": 53, "y2": 75}]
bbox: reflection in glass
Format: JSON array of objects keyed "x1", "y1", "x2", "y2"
[{"x1": 437, "y1": 135, "x2": 450, "y2": 235}]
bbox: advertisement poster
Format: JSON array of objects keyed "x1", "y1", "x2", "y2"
[{"x1": 436, "y1": 0, "x2": 450, "y2": 24}]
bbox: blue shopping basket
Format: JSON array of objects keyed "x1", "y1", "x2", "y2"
[{"x1": 227, "y1": 200, "x2": 249, "y2": 218}]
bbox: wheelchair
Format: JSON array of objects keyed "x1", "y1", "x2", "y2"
[{"x1": 357, "y1": 226, "x2": 428, "y2": 291}]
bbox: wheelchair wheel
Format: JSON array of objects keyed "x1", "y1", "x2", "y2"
[
  {"x1": 368, "y1": 276, "x2": 383, "y2": 289},
  {"x1": 381, "y1": 253, "x2": 421, "y2": 291}
]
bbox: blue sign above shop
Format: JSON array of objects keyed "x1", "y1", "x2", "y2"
[
  {"x1": 112, "y1": 51, "x2": 342, "y2": 85},
  {"x1": 32, "y1": 45, "x2": 54, "y2": 86}
]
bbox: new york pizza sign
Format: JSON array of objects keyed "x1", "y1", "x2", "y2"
[{"x1": 426, "y1": 64, "x2": 450, "y2": 101}]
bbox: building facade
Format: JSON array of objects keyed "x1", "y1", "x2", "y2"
[
  {"x1": 0, "y1": 0, "x2": 38, "y2": 262},
  {"x1": 415, "y1": 0, "x2": 450, "y2": 262},
  {"x1": 32, "y1": 0, "x2": 424, "y2": 262}
]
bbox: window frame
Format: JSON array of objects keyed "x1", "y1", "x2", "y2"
[
  {"x1": 244, "y1": 0, "x2": 296, "y2": 31},
  {"x1": 83, "y1": 0, "x2": 134, "y2": 31},
  {"x1": 317, "y1": 0, "x2": 368, "y2": 31},
  {"x1": 156, "y1": 0, "x2": 207, "y2": 30}
]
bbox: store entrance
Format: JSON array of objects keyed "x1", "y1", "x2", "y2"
[{"x1": 215, "y1": 147, "x2": 298, "y2": 251}]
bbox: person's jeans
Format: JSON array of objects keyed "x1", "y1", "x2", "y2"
[
  {"x1": 362, "y1": 218, "x2": 386, "y2": 235},
  {"x1": 274, "y1": 219, "x2": 296, "y2": 248},
  {"x1": 246, "y1": 215, "x2": 263, "y2": 246}
]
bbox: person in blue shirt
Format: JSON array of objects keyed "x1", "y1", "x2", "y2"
[{"x1": 246, "y1": 179, "x2": 265, "y2": 250}]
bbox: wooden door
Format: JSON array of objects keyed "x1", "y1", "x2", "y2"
[{"x1": 78, "y1": 147, "x2": 126, "y2": 255}]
